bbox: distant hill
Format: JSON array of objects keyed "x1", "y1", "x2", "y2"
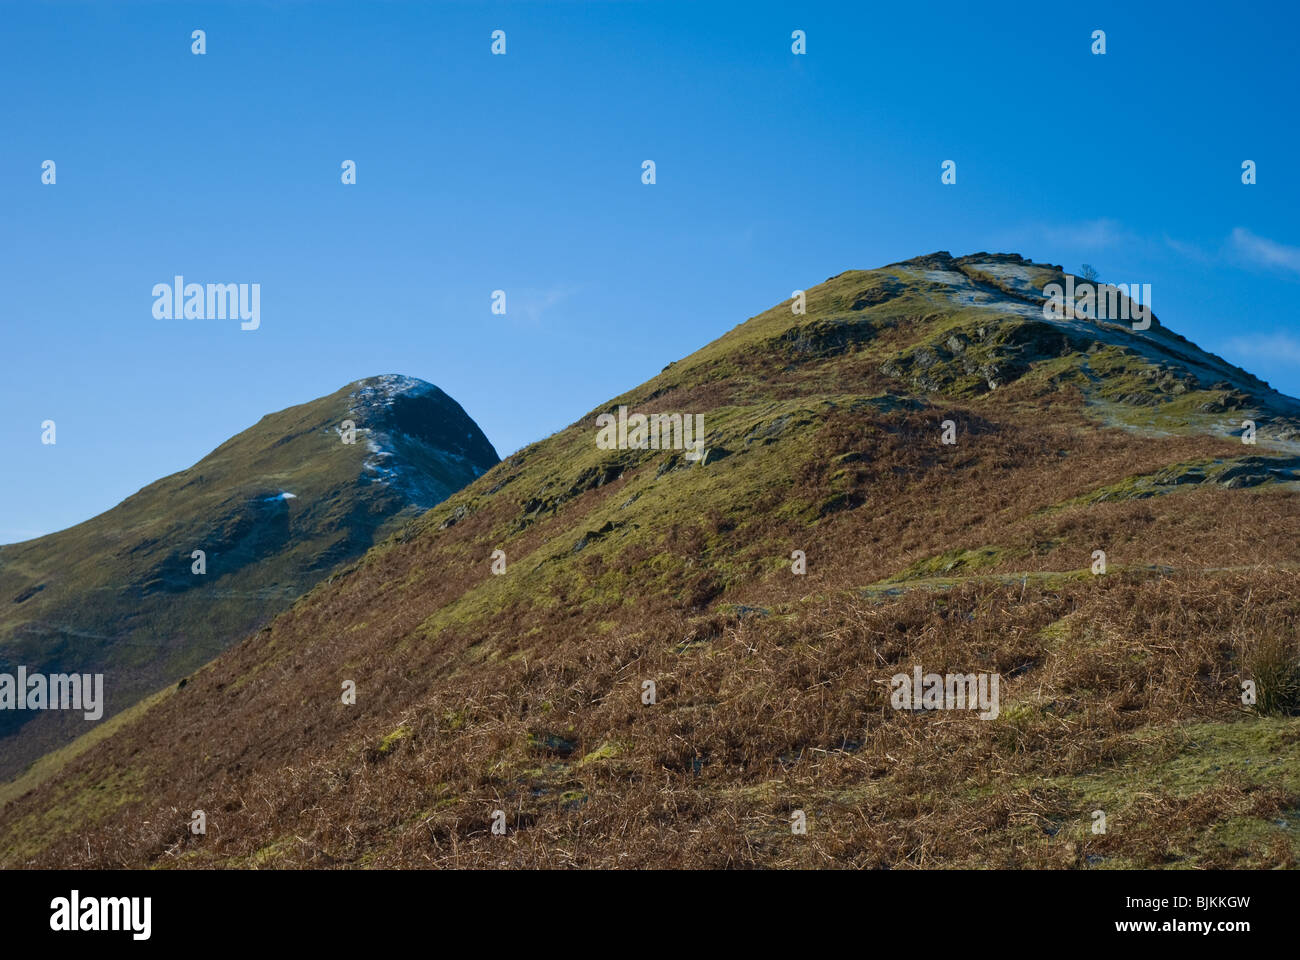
[
  {"x1": 0, "y1": 374, "x2": 498, "y2": 781},
  {"x1": 4, "y1": 255, "x2": 1299, "y2": 869}
]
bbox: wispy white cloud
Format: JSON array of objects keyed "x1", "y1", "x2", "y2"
[
  {"x1": 1228, "y1": 227, "x2": 1300, "y2": 276},
  {"x1": 1162, "y1": 234, "x2": 1214, "y2": 263},
  {"x1": 512, "y1": 285, "x2": 579, "y2": 325},
  {"x1": 1039, "y1": 218, "x2": 1131, "y2": 250},
  {"x1": 983, "y1": 218, "x2": 1133, "y2": 261}
]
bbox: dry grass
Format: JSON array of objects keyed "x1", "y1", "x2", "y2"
[
  {"x1": 3, "y1": 400, "x2": 1296, "y2": 869},
  {"x1": 4, "y1": 258, "x2": 1299, "y2": 869}
]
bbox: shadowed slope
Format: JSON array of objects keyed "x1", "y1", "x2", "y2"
[{"x1": 0, "y1": 375, "x2": 498, "y2": 781}]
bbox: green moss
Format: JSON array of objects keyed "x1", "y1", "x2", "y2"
[
  {"x1": 0, "y1": 765, "x2": 146, "y2": 864},
  {"x1": 884, "y1": 545, "x2": 1009, "y2": 582},
  {"x1": 247, "y1": 837, "x2": 294, "y2": 868},
  {"x1": 1020, "y1": 717, "x2": 1300, "y2": 866},
  {"x1": 579, "y1": 741, "x2": 622, "y2": 766},
  {"x1": 378, "y1": 725, "x2": 412, "y2": 754},
  {"x1": 1039, "y1": 616, "x2": 1071, "y2": 642}
]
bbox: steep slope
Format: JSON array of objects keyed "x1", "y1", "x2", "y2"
[
  {"x1": 0, "y1": 374, "x2": 498, "y2": 781},
  {"x1": 4, "y1": 254, "x2": 1299, "y2": 869}
]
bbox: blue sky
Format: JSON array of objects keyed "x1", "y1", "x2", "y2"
[{"x1": 3, "y1": 0, "x2": 1298, "y2": 542}]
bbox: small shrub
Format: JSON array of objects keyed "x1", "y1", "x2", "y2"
[{"x1": 1246, "y1": 634, "x2": 1300, "y2": 716}]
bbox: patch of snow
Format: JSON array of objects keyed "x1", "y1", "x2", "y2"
[
  {"x1": 362, "y1": 437, "x2": 400, "y2": 482},
  {"x1": 922, "y1": 269, "x2": 970, "y2": 286},
  {"x1": 915, "y1": 268, "x2": 997, "y2": 306},
  {"x1": 338, "y1": 378, "x2": 492, "y2": 504},
  {"x1": 968, "y1": 261, "x2": 1038, "y2": 290},
  {"x1": 263, "y1": 491, "x2": 297, "y2": 502},
  {"x1": 350, "y1": 374, "x2": 439, "y2": 410}
]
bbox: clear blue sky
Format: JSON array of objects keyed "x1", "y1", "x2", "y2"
[{"x1": 3, "y1": 0, "x2": 1298, "y2": 542}]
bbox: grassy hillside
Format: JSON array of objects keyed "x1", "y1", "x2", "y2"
[
  {"x1": 0, "y1": 375, "x2": 497, "y2": 781},
  {"x1": 3, "y1": 253, "x2": 1298, "y2": 869}
]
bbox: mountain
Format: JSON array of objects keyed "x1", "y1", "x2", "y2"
[
  {"x1": 0, "y1": 374, "x2": 498, "y2": 782},
  {"x1": 4, "y1": 253, "x2": 1299, "y2": 869}
]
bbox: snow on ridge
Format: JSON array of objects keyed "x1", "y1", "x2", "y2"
[
  {"x1": 350, "y1": 374, "x2": 439, "y2": 410},
  {"x1": 331, "y1": 377, "x2": 490, "y2": 501},
  {"x1": 362, "y1": 434, "x2": 399, "y2": 481},
  {"x1": 344, "y1": 376, "x2": 462, "y2": 484},
  {"x1": 968, "y1": 261, "x2": 1037, "y2": 286},
  {"x1": 359, "y1": 429, "x2": 481, "y2": 486},
  {"x1": 921, "y1": 268, "x2": 974, "y2": 288},
  {"x1": 913, "y1": 267, "x2": 1000, "y2": 308}
]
